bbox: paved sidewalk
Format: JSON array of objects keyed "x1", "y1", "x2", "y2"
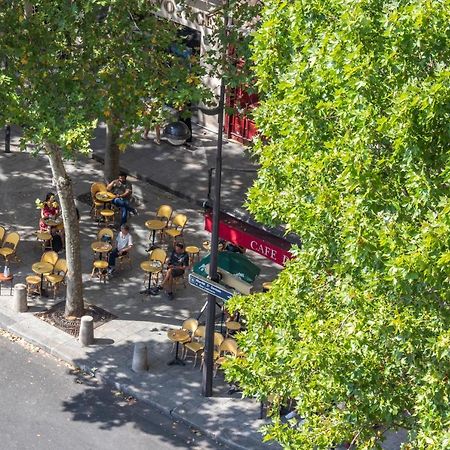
[
  {"x1": 0, "y1": 150, "x2": 280, "y2": 450},
  {"x1": 90, "y1": 123, "x2": 259, "y2": 224}
]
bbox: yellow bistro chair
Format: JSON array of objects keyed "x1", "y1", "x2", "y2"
[
  {"x1": 164, "y1": 213, "x2": 188, "y2": 246},
  {"x1": 0, "y1": 226, "x2": 5, "y2": 245},
  {"x1": 41, "y1": 250, "x2": 59, "y2": 267},
  {"x1": 45, "y1": 258, "x2": 68, "y2": 298},
  {"x1": 90, "y1": 182, "x2": 107, "y2": 220},
  {"x1": 200, "y1": 332, "x2": 224, "y2": 371},
  {"x1": 183, "y1": 325, "x2": 206, "y2": 367},
  {"x1": 0, "y1": 231, "x2": 20, "y2": 264},
  {"x1": 97, "y1": 227, "x2": 114, "y2": 242},
  {"x1": 214, "y1": 338, "x2": 239, "y2": 376}
]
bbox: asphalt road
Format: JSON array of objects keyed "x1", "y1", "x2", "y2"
[{"x1": 0, "y1": 332, "x2": 224, "y2": 450}]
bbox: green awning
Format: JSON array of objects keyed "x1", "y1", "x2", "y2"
[{"x1": 193, "y1": 251, "x2": 260, "y2": 284}]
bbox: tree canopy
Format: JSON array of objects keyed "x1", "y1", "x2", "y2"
[{"x1": 226, "y1": 1, "x2": 450, "y2": 449}]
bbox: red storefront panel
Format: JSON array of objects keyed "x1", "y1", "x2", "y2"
[
  {"x1": 225, "y1": 86, "x2": 259, "y2": 144},
  {"x1": 204, "y1": 211, "x2": 293, "y2": 267}
]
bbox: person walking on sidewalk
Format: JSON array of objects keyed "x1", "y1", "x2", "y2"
[
  {"x1": 107, "y1": 172, "x2": 138, "y2": 226},
  {"x1": 108, "y1": 225, "x2": 133, "y2": 275},
  {"x1": 160, "y1": 243, "x2": 189, "y2": 300}
]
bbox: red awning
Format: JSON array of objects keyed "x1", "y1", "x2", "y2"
[{"x1": 204, "y1": 211, "x2": 293, "y2": 266}]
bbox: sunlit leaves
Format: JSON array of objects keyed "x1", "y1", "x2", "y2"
[{"x1": 226, "y1": 1, "x2": 450, "y2": 449}]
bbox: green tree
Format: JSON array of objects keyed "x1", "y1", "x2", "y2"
[
  {"x1": 0, "y1": 0, "x2": 103, "y2": 317},
  {"x1": 87, "y1": 2, "x2": 208, "y2": 181},
  {"x1": 226, "y1": 1, "x2": 450, "y2": 449}
]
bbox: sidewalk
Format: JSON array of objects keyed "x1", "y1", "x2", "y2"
[
  {"x1": 0, "y1": 149, "x2": 280, "y2": 450},
  {"x1": 90, "y1": 122, "x2": 259, "y2": 223}
]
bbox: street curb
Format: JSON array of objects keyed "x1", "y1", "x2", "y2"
[{"x1": 0, "y1": 314, "x2": 258, "y2": 450}]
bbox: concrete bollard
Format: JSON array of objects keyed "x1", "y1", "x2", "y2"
[
  {"x1": 132, "y1": 342, "x2": 149, "y2": 372},
  {"x1": 79, "y1": 315, "x2": 94, "y2": 347},
  {"x1": 13, "y1": 284, "x2": 28, "y2": 312}
]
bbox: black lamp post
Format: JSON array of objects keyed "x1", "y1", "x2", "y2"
[
  {"x1": 163, "y1": 121, "x2": 191, "y2": 146},
  {"x1": 201, "y1": 0, "x2": 229, "y2": 398}
]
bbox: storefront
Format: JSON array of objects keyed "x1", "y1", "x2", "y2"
[
  {"x1": 151, "y1": 0, "x2": 222, "y2": 131},
  {"x1": 224, "y1": 85, "x2": 259, "y2": 145},
  {"x1": 204, "y1": 210, "x2": 298, "y2": 267}
]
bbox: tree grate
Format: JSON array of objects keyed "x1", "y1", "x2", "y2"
[{"x1": 35, "y1": 301, "x2": 116, "y2": 337}]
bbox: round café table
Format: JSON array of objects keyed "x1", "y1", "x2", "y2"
[
  {"x1": 43, "y1": 218, "x2": 63, "y2": 228},
  {"x1": 91, "y1": 241, "x2": 112, "y2": 260},
  {"x1": 95, "y1": 191, "x2": 116, "y2": 209},
  {"x1": 32, "y1": 261, "x2": 54, "y2": 295},
  {"x1": 140, "y1": 260, "x2": 163, "y2": 294},
  {"x1": 167, "y1": 329, "x2": 189, "y2": 366},
  {"x1": 145, "y1": 219, "x2": 166, "y2": 250},
  {"x1": 0, "y1": 273, "x2": 14, "y2": 295}
]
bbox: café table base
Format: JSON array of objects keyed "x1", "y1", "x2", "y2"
[
  {"x1": 167, "y1": 358, "x2": 185, "y2": 366},
  {"x1": 139, "y1": 287, "x2": 160, "y2": 296}
]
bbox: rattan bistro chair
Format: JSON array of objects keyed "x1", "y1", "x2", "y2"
[
  {"x1": 90, "y1": 182, "x2": 107, "y2": 220},
  {"x1": 214, "y1": 338, "x2": 239, "y2": 376},
  {"x1": 183, "y1": 325, "x2": 206, "y2": 367},
  {"x1": 41, "y1": 250, "x2": 58, "y2": 267},
  {"x1": 200, "y1": 332, "x2": 224, "y2": 371},
  {"x1": 0, "y1": 226, "x2": 5, "y2": 246},
  {"x1": 0, "y1": 231, "x2": 20, "y2": 264},
  {"x1": 45, "y1": 258, "x2": 68, "y2": 298},
  {"x1": 164, "y1": 213, "x2": 188, "y2": 246},
  {"x1": 156, "y1": 204, "x2": 173, "y2": 224}
]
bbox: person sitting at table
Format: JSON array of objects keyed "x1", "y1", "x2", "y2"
[
  {"x1": 106, "y1": 172, "x2": 138, "y2": 226},
  {"x1": 107, "y1": 224, "x2": 133, "y2": 275},
  {"x1": 38, "y1": 192, "x2": 64, "y2": 253},
  {"x1": 39, "y1": 192, "x2": 60, "y2": 232},
  {"x1": 160, "y1": 242, "x2": 189, "y2": 300},
  {"x1": 221, "y1": 240, "x2": 246, "y2": 254}
]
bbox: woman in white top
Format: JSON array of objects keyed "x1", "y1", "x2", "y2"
[{"x1": 108, "y1": 224, "x2": 133, "y2": 274}]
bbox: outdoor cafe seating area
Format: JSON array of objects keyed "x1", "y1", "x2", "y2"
[{"x1": 0, "y1": 179, "x2": 280, "y2": 390}]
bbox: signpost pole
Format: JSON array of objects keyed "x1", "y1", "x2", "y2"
[{"x1": 202, "y1": 2, "x2": 228, "y2": 398}]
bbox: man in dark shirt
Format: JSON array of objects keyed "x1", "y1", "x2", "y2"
[
  {"x1": 107, "y1": 172, "x2": 138, "y2": 226},
  {"x1": 160, "y1": 242, "x2": 189, "y2": 300}
]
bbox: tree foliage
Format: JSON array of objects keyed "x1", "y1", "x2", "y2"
[{"x1": 226, "y1": 1, "x2": 450, "y2": 449}]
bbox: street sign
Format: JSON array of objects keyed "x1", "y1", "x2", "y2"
[{"x1": 188, "y1": 273, "x2": 234, "y2": 301}]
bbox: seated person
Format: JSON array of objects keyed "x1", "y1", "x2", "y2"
[
  {"x1": 107, "y1": 224, "x2": 133, "y2": 274},
  {"x1": 107, "y1": 172, "x2": 138, "y2": 226},
  {"x1": 222, "y1": 240, "x2": 246, "y2": 254},
  {"x1": 160, "y1": 242, "x2": 189, "y2": 300},
  {"x1": 39, "y1": 192, "x2": 60, "y2": 232},
  {"x1": 39, "y1": 192, "x2": 64, "y2": 252}
]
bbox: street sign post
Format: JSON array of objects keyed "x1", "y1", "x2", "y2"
[{"x1": 188, "y1": 273, "x2": 234, "y2": 302}]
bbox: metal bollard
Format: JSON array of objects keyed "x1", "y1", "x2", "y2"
[
  {"x1": 13, "y1": 283, "x2": 28, "y2": 312},
  {"x1": 132, "y1": 342, "x2": 149, "y2": 372},
  {"x1": 79, "y1": 315, "x2": 94, "y2": 347}
]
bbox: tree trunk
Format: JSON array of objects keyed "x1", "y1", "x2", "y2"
[
  {"x1": 45, "y1": 143, "x2": 84, "y2": 318},
  {"x1": 24, "y1": 1, "x2": 33, "y2": 18},
  {"x1": 104, "y1": 120, "x2": 121, "y2": 182}
]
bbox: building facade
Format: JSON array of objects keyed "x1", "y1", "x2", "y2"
[{"x1": 152, "y1": 0, "x2": 258, "y2": 143}]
